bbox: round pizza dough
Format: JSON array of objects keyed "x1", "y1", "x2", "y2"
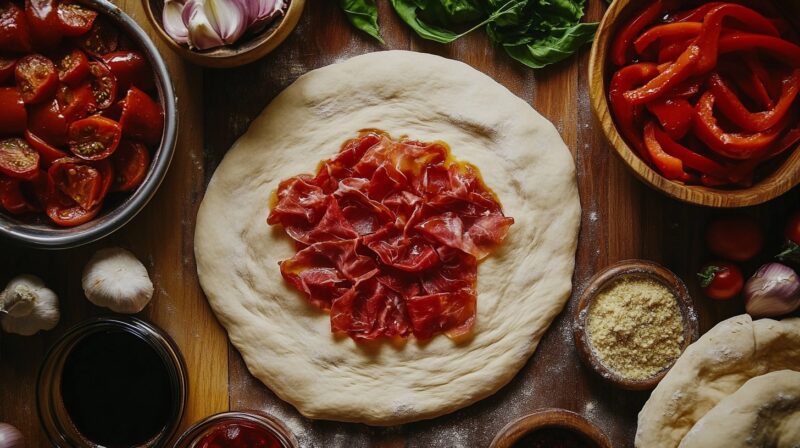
[
  {"x1": 679, "y1": 370, "x2": 800, "y2": 448},
  {"x1": 636, "y1": 314, "x2": 800, "y2": 447},
  {"x1": 195, "y1": 50, "x2": 581, "y2": 425}
]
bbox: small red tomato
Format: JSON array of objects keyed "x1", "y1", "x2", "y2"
[
  {"x1": 24, "y1": 129, "x2": 67, "y2": 166},
  {"x1": 786, "y1": 211, "x2": 800, "y2": 246},
  {"x1": 67, "y1": 115, "x2": 121, "y2": 160},
  {"x1": 706, "y1": 215, "x2": 764, "y2": 262},
  {"x1": 0, "y1": 174, "x2": 37, "y2": 214},
  {"x1": 111, "y1": 140, "x2": 148, "y2": 191},
  {"x1": 0, "y1": 137, "x2": 40, "y2": 180},
  {"x1": 119, "y1": 87, "x2": 163, "y2": 145},
  {"x1": 101, "y1": 51, "x2": 154, "y2": 92},
  {"x1": 698, "y1": 261, "x2": 744, "y2": 300},
  {"x1": 77, "y1": 16, "x2": 118, "y2": 56},
  {"x1": 0, "y1": 87, "x2": 27, "y2": 135},
  {"x1": 94, "y1": 157, "x2": 112, "y2": 201},
  {"x1": 15, "y1": 54, "x2": 57, "y2": 104},
  {"x1": 0, "y1": 2, "x2": 32, "y2": 53},
  {"x1": 56, "y1": 1, "x2": 97, "y2": 37},
  {"x1": 45, "y1": 193, "x2": 99, "y2": 226},
  {"x1": 88, "y1": 61, "x2": 117, "y2": 109},
  {"x1": 56, "y1": 48, "x2": 89, "y2": 85},
  {"x1": 24, "y1": 0, "x2": 62, "y2": 50},
  {"x1": 56, "y1": 82, "x2": 97, "y2": 122},
  {"x1": 28, "y1": 98, "x2": 68, "y2": 146},
  {"x1": 48, "y1": 156, "x2": 101, "y2": 210},
  {"x1": 0, "y1": 56, "x2": 16, "y2": 82}
]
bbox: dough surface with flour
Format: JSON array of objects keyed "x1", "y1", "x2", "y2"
[
  {"x1": 636, "y1": 315, "x2": 800, "y2": 447},
  {"x1": 194, "y1": 51, "x2": 581, "y2": 425}
]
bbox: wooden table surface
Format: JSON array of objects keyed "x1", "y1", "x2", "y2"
[{"x1": 1, "y1": 0, "x2": 798, "y2": 447}]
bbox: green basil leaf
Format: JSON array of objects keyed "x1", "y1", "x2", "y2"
[
  {"x1": 501, "y1": 22, "x2": 598, "y2": 68},
  {"x1": 340, "y1": 0, "x2": 385, "y2": 44},
  {"x1": 389, "y1": 0, "x2": 521, "y2": 44},
  {"x1": 417, "y1": 0, "x2": 485, "y2": 26}
]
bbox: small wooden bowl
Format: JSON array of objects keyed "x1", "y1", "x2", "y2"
[
  {"x1": 573, "y1": 260, "x2": 699, "y2": 391},
  {"x1": 490, "y1": 409, "x2": 611, "y2": 448},
  {"x1": 588, "y1": 0, "x2": 800, "y2": 208},
  {"x1": 141, "y1": 0, "x2": 305, "y2": 68}
]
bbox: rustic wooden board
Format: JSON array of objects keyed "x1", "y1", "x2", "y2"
[{"x1": 1, "y1": 0, "x2": 798, "y2": 447}]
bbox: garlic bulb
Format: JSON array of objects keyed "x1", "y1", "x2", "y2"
[
  {"x1": 0, "y1": 275, "x2": 60, "y2": 336},
  {"x1": 82, "y1": 248, "x2": 154, "y2": 314},
  {"x1": 0, "y1": 423, "x2": 23, "y2": 448},
  {"x1": 744, "y1": 262, "x2": 800, "y2": 318}
]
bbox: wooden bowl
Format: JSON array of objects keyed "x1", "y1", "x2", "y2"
[
  {"x1": 572, "y1": 260, "x2": 699, "y2": 391},
  {"x1": 588, "y1": 0, "x2": 800, "y2": 208},
  {"x1": 489, "y1": 409, "x2": 611, "y2": 448},
  {"x1": 141, "y1": 0, "x2": 305, "y2": 68}
]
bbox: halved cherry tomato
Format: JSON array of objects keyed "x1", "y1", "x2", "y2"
[
  {"x1": 0, "y1": 87, "x2": 27, "y2": 135},
  {"x1": 93, "y1": 157, "x2": 112, "y2": 200},
  {"x1": 0, "y1": 56, "x2": 16, "y2": 82},
  {"x1": 119, "y1": 87, "x2": 162, "y2": 145},
  {"x1": 24, "y1": 129, "x2": 67, "y2": 166},
  {"x1": 67, "y1": 115, "x2": 121, "y2": 160},
  {"x1": 56, "y1": 82, "x2": 96, "y2": 122},
  {"x1": 0, "y1": 2, "x2": 32, "y2": 53},
  {"x1": 56, "y1": 1, "x2": 97, "y2": 37},
  {"x1": 706, "y1": 214, "x2": 763, "y2": 262},
  {"x1": 111, "y1": 140, "x2": 148, "y2": 191},
  {"x1": 27, "y1": 98, "x2": 68, "y2": 146},
  {"x1": 698, "y1": 261, "x2": 744, "y2": 300},
  {"x1": 0, "y1": 175, "x2": 36, "y2": 214},
  {"x1": 14, "y1": 53, "x2": 57, "y2": 104},
  {"x1": 45, "y1": 193, "x2": 99, "y2": 226},
  {"x1": 56, "y1": 48, "x2": 89, "y2": 85},
  {"x1": 88, "y1": 61, "x2": 116, "y2": 109},
  {"x1": 25, "y1": 0, "x2": 62, "y2": 50},
  {"x1": 101, "y1": 51, "x2": 153, "y2": 92},
  {"x1": 0, "y1": 137, "x2": 39, "y2": 180},
  {"x1": 47, "y1": 156, "x2": 101, "y2": 210},
  {"x1": 77, "y1": 17, "x2": 118, "y2": 56}
]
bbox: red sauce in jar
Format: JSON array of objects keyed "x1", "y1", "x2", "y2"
[
  {"x1": 196, "y1": 421, "x2": 283, "y2": 448},
  {"x1": 511, "y1": 427, "x2": 598, "y2": 448}
]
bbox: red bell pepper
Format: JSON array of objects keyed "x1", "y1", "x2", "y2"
[
  {"x1": 643, "y1": 121, "x2": 688, "y2": 180},
  {"x1": 693, "y1": 91, "x2": 786, "y2": 159},
  {"x1": 646, "y1": 97, "x2": 694, "y2": 140},
  {"x1": 658, "y1": 39, "x2": 693, "y2": 63},
  {"x1": 609, "y1": 63, "x2": 660, "y2": 163},
  {"x1": 611, "y1": 0, "x2": 665, "y2": 66},
  {"x1": 709, "y1": 70, "x2": 800, "y2": 132},
  {"x1": 624, "y1": 44, "x2": 700, "y2": 105},
  {"x1": 744, "y1": 54, "x2": 780, "y2": 100},
  {"x1": 635, "y1": 22, "x2": 703, "y2": 55},
  {"x1": 652, "y1": 125, "x2": 728, "y2": 178},
  {"x1": 669, "y1": 2, "x2": 725, "y2": 23},
  {"x1": 668, "y1": 78, "x2": 702, "y2": 98},
  {"x1": 719, "y1": 33, "x2": 800, "y2": 67}
]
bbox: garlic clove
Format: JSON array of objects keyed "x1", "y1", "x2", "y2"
[
  {"x1": 206, "y1": 0, "x2": 249, "y2": 45},
  {"x1": 182, "y1": 0, "x2": 224, "y2": 50},
  {"x1": 162, "y1": 0, "x2": 189, "y2": 44},
  {"x1": 0, "y1": 275, "x2": 60, "y2": 336},
  {"x1": 82, "y1": 248, "x2": 154, "y2": 314}
]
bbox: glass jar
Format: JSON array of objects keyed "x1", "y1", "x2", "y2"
[
  {"x1": 37, "y1": 316, "x2": 187, "y2": 448},
  {"x1": 174, "y1": 412, "x2": 299, "y2": 448}
]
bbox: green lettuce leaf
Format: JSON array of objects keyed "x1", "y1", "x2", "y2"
[{"x1": 340, "y1": 0, "x2": 385, "y2": 44}]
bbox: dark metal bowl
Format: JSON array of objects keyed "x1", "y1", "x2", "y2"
[{"x1": 0, "y1": 0, "x2": 177, "y2": 249}]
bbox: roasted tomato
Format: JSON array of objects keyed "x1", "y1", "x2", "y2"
[
  {"x1": 101, "y1": 51, "x2": 153, "y2": 92},
  {"x1": 28, "y1": 98, "x2": 68, "y2": 146},
  {"x1": 56, "y1": 1, "x2": 97, "y2": 37},
  {"x1": 119, "y1": 87, "x2": 162, "y2": 145},
  {"x1": 698, "y1": 261, "x2": 744, "y2": 301},
  {"x1": 88, "y1": 61, "x2": 116, "y2": 109},
  {"x1": 786, "y1": 211, "x2": 800, "y2": 246},
  {"x1": 56, "y1": 48, "x2": 89, "y2": 85},
  {"x1": 0, "y1": 175, "x2": 37, "y2": 214},
  {"x1": 706, "y1": 215, "x2": 764, "y2": 262},
  {"x1": 110, "y1": 140, "x2": 148, "y2": 191},
  {"x1": 0, "y1": 137, "x2": 39, "y2": 180},
  {"x1": 14, "y1": 54, "x2": 57, "y2": 104},
  {"x1": 24, "y1": 129, "x2": 67, "y2": 166},
  {"x1": 48, "y1": 156, "x2": 101, "y2": 210},
  {"x1": 0, "y1": 87, "x2": 27, "y2": 135},
  {"x1": 67, "y1": 115, "x2": 121, "y2": 160},
  {"x1": 24, "y1": 0, "x2": 62, "y2": 50},
  {"x1": 0, "y1": 2, "x2": 31, "y2": 53},
  {"x1": 77, "y1": 16, "x2": 117, "y2": 56},
  {"x1": 45, "y1": 192, "x2": 99, "y2": 226},
  {"x1": 56, "y1": 82, "x2": 96, "y2": 122},
  {"x1": 0, "y1": 56, "x2": 16, "y2": 82}
]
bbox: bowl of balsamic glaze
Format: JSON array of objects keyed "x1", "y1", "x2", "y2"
[{"x1": 37, "y1": 316, "x2": 187, "y2": 447}]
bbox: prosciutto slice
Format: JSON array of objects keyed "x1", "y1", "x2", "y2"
[{"x1": 268, "y1": 132, "x2": 514, "y2": 341}]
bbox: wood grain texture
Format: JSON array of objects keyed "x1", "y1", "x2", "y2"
[{"x1": 0, "y1": 0, "x2": 228, "y2": 444}]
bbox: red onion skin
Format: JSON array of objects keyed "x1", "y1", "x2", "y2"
[
  {"x1": 744, "y1": 263, "x2": 800, "y2": 318},
  {"x1": 0, "y1": 423, "x2": 23, "y2": 448}
]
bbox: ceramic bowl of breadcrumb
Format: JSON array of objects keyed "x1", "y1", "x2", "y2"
[{"x1": 573, "y1": 260, "x2": 700, "y2": 390}]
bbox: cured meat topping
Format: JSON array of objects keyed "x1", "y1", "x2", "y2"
[{"x1": 267, "y1": 131, "x2": 514, "y2": 341}]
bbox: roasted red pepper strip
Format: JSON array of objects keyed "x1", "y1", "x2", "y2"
[
  {"x1": 635, "y1": 22, "x2": 702, "y2": 55},
  {"x1": 652, "y1": 124, "x2": 728, "y2": 178},
  {"x1": 694, "y1": 91, "x2": 786, "y2": 159},
  {"x1": 611, "y1": 0, "x2": 664, "y2": 66},
  {"x1": 719, "y1": 33, "x2": 800, "y2": 67},
  {"x1": 726, "y1": 123, "x2": 800, "y2": 183},
  {"x1": 709, "y1": 70, "x2": 800, "y2": 132},
  {"x1": 609, "y1": 63, "x2": 660, "y2": 163},
  {"x1": 744, "y1": 54, "x2": 779, "y2": 100},
  {"x1": 643, "y1": 121, "x2": 687, "y2": 180},
  {"x1": 624, "y1": 44, "x2": 700, "y2": 105},
  {"x1": 668, "y1": 78, "x2": 702, "y2": 98},
  {"x1": 658, "y1": 38, "x2": 693, "y2": 63},
  {"x1": 668, "y1": 2, "x2": 724, "y2": 23},
  {"x1": 646, "y1": 97, "x2": 694, "y2": 140}
]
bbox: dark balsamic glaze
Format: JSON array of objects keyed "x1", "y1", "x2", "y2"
[{"x1": 61, "y1": 330, "x2": 173, "y2": 447}]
